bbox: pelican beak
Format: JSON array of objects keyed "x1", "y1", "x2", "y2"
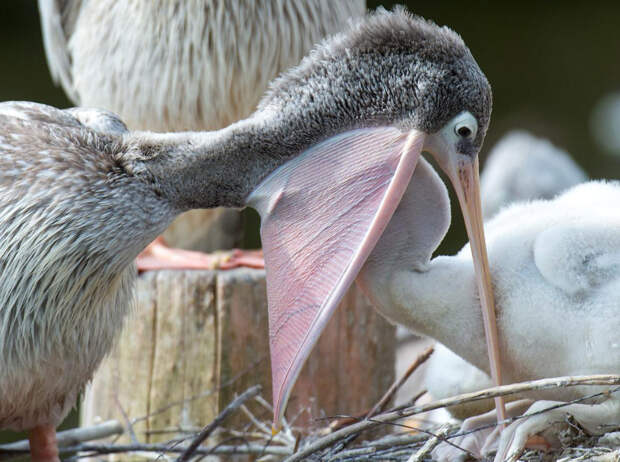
[
  {"x1": 451, "y1": 156, "x2": 502, "y2": 378},
  {"x1": 425, "y1": 121, "x2": 506, "y2": 421},
  {"x1": 248, "y1": 127, "x2": 427, "y2": 427}
]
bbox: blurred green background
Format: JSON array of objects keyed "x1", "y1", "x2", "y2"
[{"x1": 1, "y1": 0, "x2": 619, "y2": 446}]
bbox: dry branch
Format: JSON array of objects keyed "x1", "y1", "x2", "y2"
[
  {"x1": 176, "y1": 384, "x2": 261, "y2": 461},
  {"x1": 559, "y1": 448, "x2": 620, "y2": 462},
  {"x1": 366, "y1": 346, "x2": 434, "y2": 419},
  {"x1": 67, "y1": 442, "x2": 292, "y2": 457},
  {"x1": 406, "y1": 424, "x2": 450, "y2": 462},
  {"x1": 0, "y1": 420, "x2": 123, "y2": 454}
]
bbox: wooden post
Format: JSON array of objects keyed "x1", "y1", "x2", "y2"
[
  {"x1": 82, "y1": 268, "x2": 395, "y2": 445},
  {"x1": 161, "y1": 208, "x2": 243, "y2": 252},
  {"x1": 81, "y1": 270, "x2": 220, "y2": 443}
]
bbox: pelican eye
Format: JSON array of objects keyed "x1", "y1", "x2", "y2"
[{"x1": 455, "y1": 124, "x2": 474, "y2": 139}]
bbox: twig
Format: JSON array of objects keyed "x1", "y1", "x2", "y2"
[
  {"x1": 245, "y1": 395, "x2": 297, "y2": 447},
  {"x1": 368, "y1": 432, "x2": 430, "y2": 448},
  {"x1": 0, "y1": 420, "x2": 123, "y2": 454},
  {"x1": 176, "y1": 384, "x2": 261, "y2": 462},
  {"x1": 144, "y1": 427, "x2": 201, "y2": 436},
  {"x1": 325, "y1": 446, "x2": 376, "y2": 460},
  {"x1": 241, "y1": 403, "x2": 272, "y2": 436},
  {"x1": 324, "y1": 383, "x2": 428, "y2": 433},
  {"x1": 359, "y1": 417, "x2": 475, "y2": 458},
  {"x1": 53, "y1": 442, "x2": 292, "y2": 457},
  {"x1": 323, "y1": 412, "x2": 368, "y2": 434},
  {"x1": 284, "y1": 374, "x2": 620, "y2": 462},
  {"x1": 406, "y1": 424, "x2": 450, "y2": 462},
  {"x1": 114, "y1": 395, "x2": 139, "y2": 444},
  {"x1": 397, "y1": 389, "x2": 429, "y2": 412},
  {"x1": 253, "y1": 394, "x2": 274, "y2": 412},
  {"x1": 557, "y1": 448, "x2": 620, "y2": 462},
  {"x1": 366, "y1": 346, "x2": 434, "y2": 419}
]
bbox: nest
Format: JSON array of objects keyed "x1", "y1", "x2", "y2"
[{"x1": 1, "y1": 372, "x2": 618, "y2": 461}]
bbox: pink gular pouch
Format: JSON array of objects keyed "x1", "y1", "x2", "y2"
[{"x1": 247, "y1": 126, "x2": 426, "y2": 428}]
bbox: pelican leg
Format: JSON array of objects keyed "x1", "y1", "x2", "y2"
[
  {"x1": 432, "y1": 399, "x2": 533, "y2": 462},
  {"x1": 494, "y1": 397, "x2": 620, "y2": 462},
  {"x1": 136, "y1": 236, "x2": 264, "y2": 272},
  {"x1": 28, "y1": 424, "x2": 59, "y2": 462}
]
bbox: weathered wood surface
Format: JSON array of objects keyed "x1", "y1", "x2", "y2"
[
  {"x1": 82, "y1": 268, "x2": 396, "y2": 447},
  {"x1": 162, "y1": 208, "x2": 243, "y2": 252},
  {"x1": 82, "y1": 270, "x2": 219, "y2": 445}
]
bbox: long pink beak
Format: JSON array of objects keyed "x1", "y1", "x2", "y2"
[{"x1": 445, "y1": 155, "x2": 506, "y2": 422}]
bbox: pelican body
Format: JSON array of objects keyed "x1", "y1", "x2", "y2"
[
  {"x1": 1, "y1": 9, "x2": 494, "y2": 460},
  {"x1": 39, "y1": 0, "x2": 366, "y2": 132},
  {"x1": 38, "y1": 0, "x2": 367, "y2": 254}
]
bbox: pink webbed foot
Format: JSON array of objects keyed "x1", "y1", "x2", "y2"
[
  {"x1": 28, "y1": 425, "x2": 59, "y2": 462},
  {"x1": 137, "y1": 236, "x2": 264, "y2": 272},
  {"x1": 219, "y1": 249, "x2": 264, "y2": 269}
]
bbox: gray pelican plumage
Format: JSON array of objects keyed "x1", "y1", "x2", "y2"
[
  {"x1": 1, "y1": 9, "x2": 495, "y2": 460},
  {"x1": 38, "y1": 0, "x2": 366, "y2": 263},
  {"x1": 357, "y1": 152, "x2": 619, "y2": 462},
  {"x1": 425, "y1": 130, "x2": 588, "y2": 419}
]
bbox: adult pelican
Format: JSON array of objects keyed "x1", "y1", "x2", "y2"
[
  {"x1": 38, "y1": 0, "x2": 366, "y2": 267},
  {"x1": 1, "y1": 9, "x2": 496, "y2": 460}
]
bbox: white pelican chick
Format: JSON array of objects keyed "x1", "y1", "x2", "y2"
[
  {"x1": 425, "y1": 130, "x2": 589, "y2": 419},
  {"x1": 358, "y1": 157, "x2": 620, "y2": 462}
]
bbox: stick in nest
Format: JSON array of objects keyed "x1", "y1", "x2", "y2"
[
  {"x1": 366, "y1": 345, "x2": 434, "y2": 419},
  {"x1": 176, "y1": 384, "x2": 261, "y2": 462},
  {"x1": 323, "y1": 346, "x2": 434, "y2": 434},
  {"x1": 407, "y1": 423, "x2": 451, "y2": 462}
]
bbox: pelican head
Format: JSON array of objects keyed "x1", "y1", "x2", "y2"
[{"x1": 236, "y1": 8, "x2": 498, "y2": 425}]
